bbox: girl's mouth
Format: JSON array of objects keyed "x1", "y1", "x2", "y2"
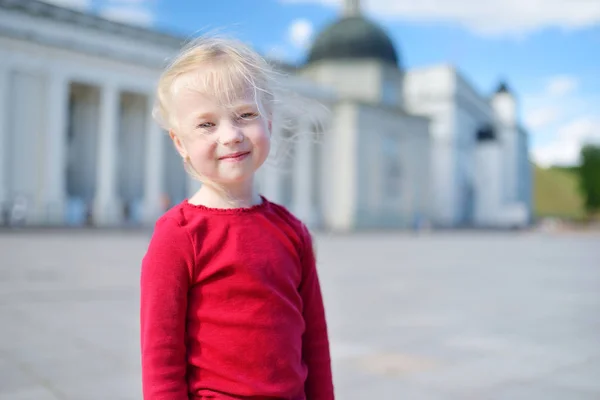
[{"x1": 219, "y1": 151, "x2": 250, "y2": 161}]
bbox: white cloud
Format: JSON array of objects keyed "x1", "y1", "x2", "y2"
[
  {"x1": 525, "y1": 107, "x2": 560, "y2": 130},
  {"x1": 40, "y1": 0, "x2": 91, "y2": 10},
  {"x1": 279, "y1": 0, "x2": 600, "y2": 37},
  {"x1": 546, "y1": 76, "x2": 579, "y2": 97},
  {"x1": 288, "y1": 18, "x2": 315, "y2": 49},
  {"x1": 524, "y1": 76, "x2": 578, "y2": 130},
  {"x1": 533, "y1": 140, "x2": 580, "y2": 167},
  {"x1": 100, "y1": 5, "x2": 154, "y2": 26},
  {"x1": 532, "y1": 117, "x2": 600, "y2": 167},
  {"x1": 523, "y1": 74, "x2": 595, "y2": 166},
  {"x1": 557, "y1": 117, "x2": 600, "y2": 143}
]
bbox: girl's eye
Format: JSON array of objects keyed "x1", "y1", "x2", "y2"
[
  {"x1": 238, "y1": 112, "x2": 258, "y2": 120},
  {"x1": 196, "y1": 122, "x2": 215, "y2": 129}
]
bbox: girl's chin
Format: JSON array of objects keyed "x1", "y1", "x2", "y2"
[{"x1": 204, "y1": 173, "x2": 256, "y2": 187}]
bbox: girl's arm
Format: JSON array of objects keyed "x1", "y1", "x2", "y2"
[
  {"x1": 298, "y1": 225, "x2": 335, "y2": 400},
  {"x1": 140, "y1": 216, "x2": 195, "y2": 400}
]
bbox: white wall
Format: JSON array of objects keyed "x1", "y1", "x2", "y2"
[
  {"x1": 502, "y1": 126, "x2": 519, "y2": 204},
  {"x1": 453, "y1": 79, "x2": 495, "y2": 226},
  {"x1": 454, "y1": 104, "x2": 477, "y2": 225},
  {"x1": 302, "y1": 61, "x2": 403, "y2": 108},
  {"x1": 491, "y1": 92, "x2": 520, "y2": 206},
  {"x1": 474, "y1": 142, "x2": 503, "y2": 226},
  {"x1": 302, "y1": 60, "x2": 385, "y2": 105},
  {"x1": 354, "y1": 103, "x2": 431, "y2": 228},
  {"x1": 403, "y1": 65, "x2": 456, "y2": 102},
  {"x1": 380, "y1": 63, "x2": 404, "y2": 108},
  {"x1": 476, "y1": 90, "x2": 531, "y2": 228},
  {"x1": 403, "y1": 65, "x2": 515, "y2": 228},
  {"x1": 517, "y1": 128, "x2": 533, "y2": 221},
  {"x1": 403, "y1": 65, "x2": 457, "y2": 226}
]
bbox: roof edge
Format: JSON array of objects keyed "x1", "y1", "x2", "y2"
[{"x1": 0, "y1": 0, "x2": 187, "y2": 47}]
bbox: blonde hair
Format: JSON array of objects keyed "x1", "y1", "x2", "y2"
[{"x1": 153, "y1": 35, "x2": 328, "y2": 192}]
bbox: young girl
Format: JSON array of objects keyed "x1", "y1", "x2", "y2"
[{"x1": 140, "y1": 36, "x2": 334, "y2": 400}]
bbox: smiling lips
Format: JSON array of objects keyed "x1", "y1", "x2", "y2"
[{"x1": 218, "y1": 151, "x2": 250, "y2": 161}]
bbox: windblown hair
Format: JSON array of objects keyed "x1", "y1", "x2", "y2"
[
  {"x1": 154, "y1": 36, "x2": 277, "y2": 131},
  {"x1": 153, "y1": 34, "x2": 328, "y2": 184}
]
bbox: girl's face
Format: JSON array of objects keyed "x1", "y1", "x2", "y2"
[{"x1": 169, "y1": 81, "x2": 271, "y2": 190}]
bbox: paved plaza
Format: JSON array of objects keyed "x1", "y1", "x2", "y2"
[{"x1": 0, "y1": 229, "x2": 599, "y2": 399}]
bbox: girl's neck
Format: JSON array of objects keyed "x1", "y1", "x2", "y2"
[{"x1": 188, "y1": 180, "x2": 262, "y2": 209}]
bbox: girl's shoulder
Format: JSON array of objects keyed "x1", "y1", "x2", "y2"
[
  {"x1": 143, "y1": 204, "x2": 199, "y2": 283},
  {"x1": 150, "y1": 202, "x2": 193, "y2": 237},
  {"x1": 148, "y1": 201, "x2": 206, "y2": 256},
  {"x1": 262, "y1": 198, "x2": 302, "y2": 226},
  {"x1": 262, "y1": 198, "x2": 313, "y2": 248}
]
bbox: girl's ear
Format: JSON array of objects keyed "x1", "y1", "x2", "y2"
[{"x1": 170, "y1": 131, "x2": 187, "y2": 159}]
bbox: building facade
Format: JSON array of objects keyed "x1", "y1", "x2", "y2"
[{"x1": 0, "y1": 0, "x2": 532, "y2": 230}]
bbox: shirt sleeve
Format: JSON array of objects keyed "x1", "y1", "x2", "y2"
[
  {"x1": 298, "y1": 224, "x2": 335, "y2": 400},
  {"x1": 140, "y1": 216, "x2": 195, "y2": 400}
]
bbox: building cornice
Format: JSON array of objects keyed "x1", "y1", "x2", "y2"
[{"x1": 0, "y1": 0, "x2": 185, "y2": 47}]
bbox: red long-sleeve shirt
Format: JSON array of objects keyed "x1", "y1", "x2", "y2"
[{"x1": 140, "y1": 197, "x2": 334, "y2": 400}]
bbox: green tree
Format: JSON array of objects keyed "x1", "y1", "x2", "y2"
[{"x1": 578, "y1": 144, "x2": 600, "y2": 215}]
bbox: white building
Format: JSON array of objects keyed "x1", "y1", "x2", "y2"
[{"x1": 0, "y1": 0, "x2": 532, "y2": 231}]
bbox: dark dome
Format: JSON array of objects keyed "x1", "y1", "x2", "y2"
[{"x1": 307, "y1": 16, "x2": 400, "y2": 67}]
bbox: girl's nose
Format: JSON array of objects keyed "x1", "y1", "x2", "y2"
[{"x1": 218, "y1": 123, "x2": 244, "y2": 145}]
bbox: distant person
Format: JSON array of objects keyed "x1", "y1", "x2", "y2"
[{"x1": 139, "y1": 36, "x2": 334, "y2": 400}]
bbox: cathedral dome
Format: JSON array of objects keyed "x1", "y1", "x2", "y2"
[{"x1": 306, "y1": 16, "x2": 400, "y2": 67}]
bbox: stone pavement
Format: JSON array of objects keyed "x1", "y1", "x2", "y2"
[{"x1": 0, "y1": 229, "x2": 599, "y2": 399}]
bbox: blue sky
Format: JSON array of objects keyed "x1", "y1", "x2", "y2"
[{"x1": 51, "y1": 0, "x2": 600, "y2": 167}]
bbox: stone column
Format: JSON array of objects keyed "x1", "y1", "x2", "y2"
[
  {"x1": 43, "y1": 72, "x2": 69, "y2": 225},
  {"x1": 292, "y1": 119, "x2": 315, "y2": 225},
  {"x1": 0, "y1": 65, "x2": 9, "y2": 225},
  {"x1": 93, "y1": 82, "x2": 121, "y2": 225},
  {"x1": 142, "y1": 95, "x2": 165, "y2": 225}
]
